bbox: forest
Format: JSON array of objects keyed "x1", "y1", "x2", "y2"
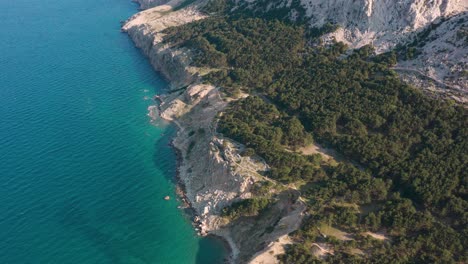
[{"x1": 163, "y1": 2, "x2": 467, "y2": 263}]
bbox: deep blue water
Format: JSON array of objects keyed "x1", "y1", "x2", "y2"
[{"x1": 0, "y1": 0, "x2": 226, "y2": 263}]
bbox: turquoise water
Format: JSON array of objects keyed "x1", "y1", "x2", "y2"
[{"x1": 0, "y1": 0, "x2": 226, "y2": 263}]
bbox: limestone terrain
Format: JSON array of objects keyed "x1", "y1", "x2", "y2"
[
  {"x1": 241, "y1": 0, "x2": 468, "y2": 101},
  {"x1": 123, "y1": 0, "x2": 207, "y2": 88},
  {"x1": 157, "y1": 83, "x2": 306, "y2": 262},
  {"x1": 395, "y1": 13, "x2": 467, "y2": 103},
  {"x1": 242, "y1": 0, "x2": 466, "y2": 51},
  {"x1": 123, "y1": 0, "x2": 467, "y2": 262},
  {"x1": 123, "y1": 1, "x2": 306, "y2": 262}
]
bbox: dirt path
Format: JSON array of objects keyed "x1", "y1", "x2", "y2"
[{"x1": 364, "y1": 231, "x2": 390, "y2": 241}]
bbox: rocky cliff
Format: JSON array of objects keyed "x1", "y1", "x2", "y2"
[
  {"x1": 156, "y1": 83, "x2": 305, "y2": 262},
  {"x1": 302, "y1": 0, "x2": 468, "y2": 101},
  {"x1": 304, "y1": 0, "x2": 465, "y2": 49},
  {"x1": 123, "y1": 0, "x2": 206, "y2": 88},
  {"x1": 395, "y1": 13, "x2": 467, "y2": 103},
  {"x1": 123, "y1": 1, "x2": 306, "y2": 263},
  {"x1": 242, "y1": 0, "x2": 467, "y2": 99},
  {"x1": 244, "y1": 0, "x2": 467, "y2": 51}
]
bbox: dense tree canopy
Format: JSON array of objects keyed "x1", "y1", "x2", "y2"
[{"x1": 163, "y1": 5, "x2": 467, "y2": 262}]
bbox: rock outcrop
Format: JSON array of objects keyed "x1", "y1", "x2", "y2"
[
  {"x1": 302, "y1": 0, "x2": 466, "y2": 50},
  {"x1": 395, "y1": 13, "x2": 467, "y2": 103},
  {"x1": 298, "y1": 0, "x2": 468, "y2": 100},
  {"x1": 122, "y1": 0, "x2": 206, "y2": 88}
]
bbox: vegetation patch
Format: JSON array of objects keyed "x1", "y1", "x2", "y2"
[{"x1": 222, "y1": 198, "x2": 271, "y2": 220}]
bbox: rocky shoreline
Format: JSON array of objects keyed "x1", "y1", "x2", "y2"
[
  {"x1": 122, "y1": 1, "x2": 306, "y2": 263},
  {"x1": 172, "y1": 140, "x2": 236, "y2": 263},
  {"x1": 121, "y1": 2, "x2": 240, "y2": 260}
]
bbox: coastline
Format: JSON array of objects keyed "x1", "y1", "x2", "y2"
[
  {"x1": 157, "y1": 83, "x2": 242, "y2": 261},
  {"x1": 0, "y1": 0, "x2": 222, "y2": 262},
  {"x1": 122, "y1": 1, "x2": 306, "y2": 262},
  {"x1": 171, "y1": 139, "x2": 236, "y2": 263},
  {"x1": 122, "y1": 1, "x2": 240, "y2": 260}
]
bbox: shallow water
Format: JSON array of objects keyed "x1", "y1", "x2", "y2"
[{"x1": 0, "y1": 0, "x2": 225, "y2": 263}]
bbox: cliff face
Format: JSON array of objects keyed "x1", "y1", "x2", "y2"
[
  {"x1": 122, "y1": 1, "x2": 206, "y2": 88},
  {"x1": 245, "y1": 0, "x2": 467, "y2": 51},
  {"x1": 304, "y1": 0, "x2": 466, "y2": 49},
  {"x1": 396, "y1": 13, "x2": 467, "y2": 103},
  {"x1": 298, "y1": 0, "x2": 468, "y2": 99},
  {"x1": 301, "y1": 0, "x2": 464, "y2": 28}
]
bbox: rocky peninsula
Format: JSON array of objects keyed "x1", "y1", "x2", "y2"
[{"x1": 122, "y1": 1, "x2": 306, "y2": 262}]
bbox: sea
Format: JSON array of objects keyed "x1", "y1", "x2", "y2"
[{"x1": 0, "y1": 0, "x2": 226, "y2": 263}]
